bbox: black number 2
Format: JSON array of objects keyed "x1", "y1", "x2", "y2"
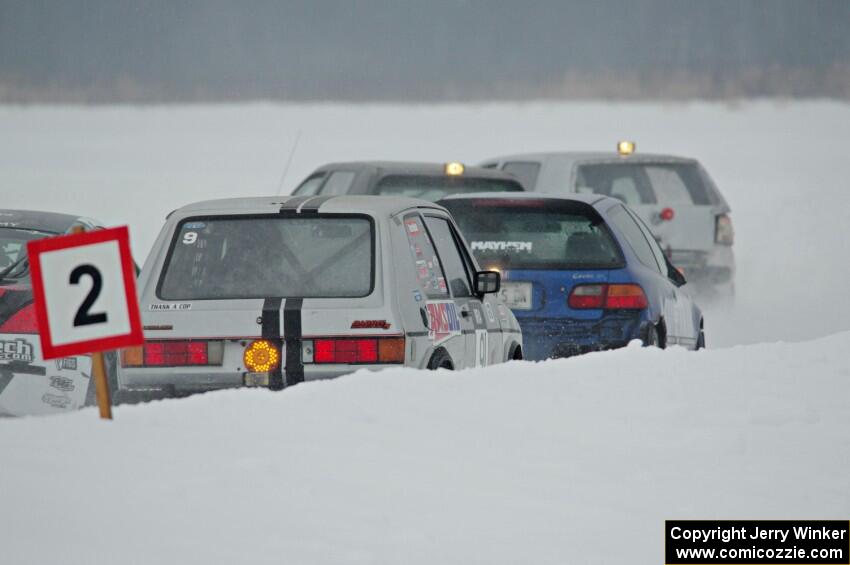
[{"x1": 70, "y1": 264, "x2": 108, "y2": 327}]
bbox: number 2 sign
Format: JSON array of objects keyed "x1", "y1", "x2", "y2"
[{"x1": 27, "y1": 226, "x2": 143, "y2": 360}]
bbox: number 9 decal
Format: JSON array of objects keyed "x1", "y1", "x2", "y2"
[{"x1": 182, "y1": 231, "x2": 198, "y2": 245}]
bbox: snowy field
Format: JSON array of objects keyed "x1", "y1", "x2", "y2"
[
  {"x1": 1, "y1": 101, "x2": 850, "y2": 563},
  {"x1": 2, "y1": 335, "x2": 850, "y2": 564}
]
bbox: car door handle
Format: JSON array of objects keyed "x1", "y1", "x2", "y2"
[{"x1": 459, "y1": 305, "x2": 470, "y2": 318}]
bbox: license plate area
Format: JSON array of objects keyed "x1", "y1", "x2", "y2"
[{"x1": 499, "y1": 282, "x2": 533, "y2": 310}]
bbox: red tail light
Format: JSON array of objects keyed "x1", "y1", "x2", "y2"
[
  {"x1": 312, "y1": 337, "x2": 405, "y2": 364},
  {"x1": 659, "y1": 207, "x2": 675, "y2": 221},
  {"x1": 567, "y1": 284, "x2": 606, "y2": 309},
  {"x1": 605, "y1": 284, "x2": 649, "y2": 309},
  {"x1": 0, "y1": 304, "x2": 39, "y2": 334},
  {"x1": 121, "y1": 340, "x2": 223, "y2": 367},
  {"x1": 568, "y1": 284, "x2": 648, "y2": 310}
]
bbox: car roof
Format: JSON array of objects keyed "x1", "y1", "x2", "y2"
[
  {"x1": 483, "y1": 151, "x2": 697, "y2": 165},
  {"x1": 311, "y1": 161, "x2": 519, "y2": 181},
  {"x1": 438, "y1": 191, "x2": 612, "y2": 207},
  {"x1": 172, "y1": 194, "x2": 447, "y2": 219},
  {"x1": 0, "y1": 209, "x2": 88, "y2": 233}
]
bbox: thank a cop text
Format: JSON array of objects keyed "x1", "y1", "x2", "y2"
[{"x1": 666, "y1": 520, "x2": 849, "y2": 565}]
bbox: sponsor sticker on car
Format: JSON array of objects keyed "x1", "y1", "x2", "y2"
[
  {"x1": 405, "y1": 219, "x2": 421, "y2": 235},
  {"x1": 149, "y1": 303, "x2": 192, "y2": 311},
  {"x1": 426, "y1": 300, "x2": 461, "y2": 345},
  {"x1": 471, "y1": 241, "x2": 533, "y2": 253},
  {"x1": 0, "y1": 338, "x2": 34, "y2": 362},
  {"x1": 55, "y1": 357, "x2": 78, "y2": 371}
]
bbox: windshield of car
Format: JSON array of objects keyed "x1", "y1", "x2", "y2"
[
  {"x1": 374, "y1": 175, "x2": 523, "y2": 201},
  {"x1": 441, "y1": 198, "x2": 623, "y2": 270},
  {"x1": 575, "y1": 162, "x2": 716, "y2": 206},
  {"x1": 0, "y1": 228, "x2": 52, "y2": 281},
  {"x1": 158, "y1": 216, "x2": 373, "y2": 299}
]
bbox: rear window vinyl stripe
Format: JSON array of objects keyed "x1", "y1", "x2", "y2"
[
  {"x1": 261, "y1": 297, "x2": 284, "y2": 390},
  {"x1": 283, "y1": 298, "x2": 304, "y2": 386}
]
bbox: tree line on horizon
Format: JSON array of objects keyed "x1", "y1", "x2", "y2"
[{"x1": 1, "y1": 0, "x2": 848, "y2": 103}]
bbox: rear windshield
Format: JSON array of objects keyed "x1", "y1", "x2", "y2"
[
  {"x1": 158, "y1": 216, "x2": 373, "y2": 300},
  {"x1": 374, "y1": 175, "x2": 523, "y2": 201},
  {"x1": 441, "y1": 199, "x2": 623, "y2": 270},
  {"x1": 0, "y1": 228, "x2": 52, "y2": 281},
  {"x1": 575, "y1": 162, "x2": 716, "y2": 206}
]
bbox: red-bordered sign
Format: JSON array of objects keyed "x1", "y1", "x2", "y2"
[{"x1": 27, "y1": 226, "x2": 143, "y2": 360}]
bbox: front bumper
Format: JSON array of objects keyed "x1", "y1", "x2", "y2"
[{"x1": 517, "y1": 312, "x2": 644, "y2": 361}]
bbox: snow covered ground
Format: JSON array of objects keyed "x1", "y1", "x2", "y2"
[
  {"x1": 1, "y1": 101, "x2": 849, "y2": 562},
  {"x1": 1, "y1": 101, "x2": 849, "y2": 346},
  {"x1": 2, "y1": 334, "x2": 849, "y2": 564}
]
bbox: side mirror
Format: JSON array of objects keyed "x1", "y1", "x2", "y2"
[
  {"x1": 474, "y1": 270, "x2": 501, "y2": 295},
  {"x1": 665, "y1": 256, "x2": 686, "y2": 287}
]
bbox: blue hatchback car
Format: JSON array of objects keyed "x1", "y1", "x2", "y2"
[{"x1": 438, "y1": 193, "x2": 704, "y2": 360}]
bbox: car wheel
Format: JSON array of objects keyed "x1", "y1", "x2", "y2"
[
  {"x1": 427, "y1": 349, "x2": 454, "y2": 370},
  {"x1": 643, "y1": 322, "x2": 665, "y2": 349},
  {"x1": 696, "y1": 321, "x2": 706, "y2": 350}
]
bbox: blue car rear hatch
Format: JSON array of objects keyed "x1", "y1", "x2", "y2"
[{"x1": 441, "y1": 195, "x2": 646, "y2": 360}]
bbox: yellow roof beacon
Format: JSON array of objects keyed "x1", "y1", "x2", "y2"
[
  {"x1": 617, "y1": 140, "x2": 636, "y2": 157},
  {"x1": 444, "y1": 162, "x2": 465, "y2": 176}
]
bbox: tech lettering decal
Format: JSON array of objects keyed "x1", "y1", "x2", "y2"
[{"x1": 0, "y1": 338, "x2": 34, "y2": 362}]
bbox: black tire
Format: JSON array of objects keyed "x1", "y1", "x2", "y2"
[
  {"x1": 643, "y1": 322, "x2": 665, "y2": 349},
  {"x1": 696, "y1": 321, "x2": 706, "y2": 350},
  {"x1": 427, "y1": 349, "x2": 454, "y2": 370},
  {"x1": 506, "y1": 343, "x2": 523, "y2": 361}
]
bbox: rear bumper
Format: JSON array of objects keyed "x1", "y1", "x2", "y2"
[
  {"x1": 669, "y1": 245, "x2": 735, "y2": 286},
  {"x1": 118, "y1": 364, "x2": 394, "y2": 394},
  {"x1": 517, "y1": 312, "x2": 644, "y2": 361}
]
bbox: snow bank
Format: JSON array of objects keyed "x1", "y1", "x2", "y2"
[{"x1": 2, "y1": 334, "x2": 848, "y2": 564}]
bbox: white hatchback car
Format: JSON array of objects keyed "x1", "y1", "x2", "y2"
[
  {"x1": 481, "y1": 145, "x2": 735, "y2": 300},
  {"x1": 118, "y1": 195, "x2": 522, "y2": 396}
]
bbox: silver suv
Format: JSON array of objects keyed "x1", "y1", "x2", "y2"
[{"x1": 480, "y1": 144, "x2": 734, "y2": 300}]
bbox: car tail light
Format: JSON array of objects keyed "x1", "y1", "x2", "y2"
[
  {"x1": 659, "y1": 207, "x2": 675, "y2": 221},
  {"x1": 378, "y1": 337, "x2": 406, "y2": 363},
  {"x1": 244, "y1": 339, "x2": 279, "y2": 372},
  {"x1": 0, "y1": 304, "x2": 38, "y2": 334},
  {"x1": 605, "y1": 284, "x2": 648, "y2": 309},
  {"x1": 715, "y1": 214, "x2": 734, "y2": 245},
  {"x1": 568, "y1": 284, "x2": 648, "y2": 310},
  {"x1": 312, "y1": 337, "x2": 405, "y2": 364},
  {"x1": 121, "y1": 346, "x2": 143, "y2": 366},
  {"x1": 121, "y1": 340, "x2": 223, "y2": 367},
  {"x1": 568, "y1": 284, "x2": 606, "y2": 309}
]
